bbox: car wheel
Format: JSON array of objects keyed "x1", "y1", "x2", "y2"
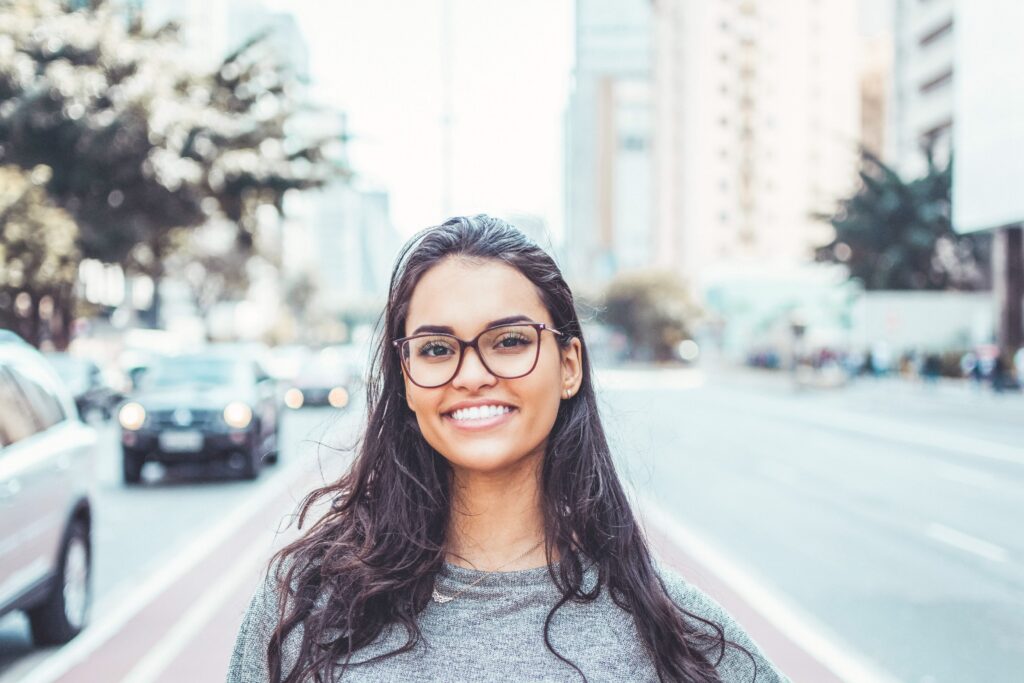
[
  {"x1": 28, "y1": 519, "x2": 91, "y2": 645},
  {"x1": 123, "y1": 451, "x2": 143, "y2": 485}
]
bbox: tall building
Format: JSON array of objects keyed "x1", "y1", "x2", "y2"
[
  {"x1": 651, "y1": 0, "x2": 860, "y2": 288},
  {"x1": 887, "y1": 0, "x2": 956, "y2": 177},
  {"x1": 860, "y1": 34, "x2": 891, "y2": 159},
  {"x1": 564, "y1": 0, "x2": 653, "y2": 290}
]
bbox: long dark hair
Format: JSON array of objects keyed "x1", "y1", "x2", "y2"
[{"x1": 267, "y1": 215, "x2": 757, "y2": 682}]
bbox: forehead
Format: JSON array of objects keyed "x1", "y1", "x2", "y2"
[{"x1": 405, "y1": 257, "x2": 550, "y2": 336}]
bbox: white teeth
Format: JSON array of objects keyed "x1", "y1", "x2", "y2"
[{"x1": 450, "y1": 405, "x2": 512, "y2": 421}]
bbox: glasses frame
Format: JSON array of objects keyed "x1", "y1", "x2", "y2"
[{"x1": 392, "y1": 322, "x2": 564, "y2": 389}]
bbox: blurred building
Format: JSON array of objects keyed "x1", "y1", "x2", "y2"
[
  {"x1": 141, "y1": 0, "x2": 309, "y2": 79},
  {"x1": 651, "y1": 0, "x2": 860, "y2": 289},
  {"x1": 564, "y1": 0, "x2": 654, "y2": 290},
  {"x1": 887, "y1": 0, "x2": 956, "y2": 177},
  {"x1": 283, "y1": 181, "x2": 400, "y2": 320},
  {"x1": 860, "y1": 35, "x2": 891, "y2": 159}
]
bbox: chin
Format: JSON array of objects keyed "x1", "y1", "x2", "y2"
[{"x1": 441, "y1": 442, "x2": 542, "y2": 475}]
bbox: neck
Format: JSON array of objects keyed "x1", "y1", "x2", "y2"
[{"x1": 446, "y1": 455, "x2": 549, "y2": 571}]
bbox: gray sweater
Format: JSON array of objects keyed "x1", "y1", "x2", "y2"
[{"x1": 228, "y1": 560, "x2": 789, "y2": 682}]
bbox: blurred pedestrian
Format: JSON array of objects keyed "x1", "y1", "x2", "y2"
[{"x1": 228, "y1": 216, "x2": 787, "y2": 682}]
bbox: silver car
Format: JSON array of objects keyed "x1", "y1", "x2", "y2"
[{"x1": 0, "y1": 334, "x2": 96, "y2": 645}]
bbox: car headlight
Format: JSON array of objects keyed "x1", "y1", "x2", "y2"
[
  {"x1": 223, "y1": 402, "x2": 253, "y2": 429},
  {"x1": 284, "y1": 388, "x2": 304, "y2": 409},
  {"x1": 328, "y1": 387, "x2": 349, "y2": 408},
  {"x1": 118, "y1": 402, "x2": 146, "y2": 430}
]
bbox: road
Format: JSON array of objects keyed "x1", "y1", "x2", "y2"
[
  {"x1": 2, "y1": 367, "x2": 1021, "y2": 682},
  {"x1": 599, "y1": 366, "x2": 1024, "y2": 683}
]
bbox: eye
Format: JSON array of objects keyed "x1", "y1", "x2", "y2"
[
  {"x1": 494, "y1": 333, "x2": 531, "y2": 349},
  {"x1": 417, "y1": 340, "x2": 456, "y2": 359}
]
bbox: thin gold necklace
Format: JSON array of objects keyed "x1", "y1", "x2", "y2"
[{"x1": 432, "y1": 539, "x2": 545, "y2": 604}]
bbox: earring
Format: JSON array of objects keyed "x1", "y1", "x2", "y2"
[{"x1": 564, "y1": 389, "x2": 571, "y2": 399}]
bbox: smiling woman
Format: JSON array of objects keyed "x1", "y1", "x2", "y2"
[{"x1": 227, "y1": 215, "x2": 789, "y2": 682}]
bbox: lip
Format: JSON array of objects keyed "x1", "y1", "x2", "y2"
[
  {"x1": 442, "y1": 399, "x2": 517, "y2": 433},
  {"x1": 442, "y1": 399, "x2": 516, "y2": 414},
  {"x1": 443, "y1": 406, "x2": 517, "y2": 432}
]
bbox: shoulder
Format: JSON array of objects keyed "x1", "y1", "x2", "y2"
[
  {"x1": 227, "y1": 559, "x2": 304, "y2": 683},
  {"x1": 654, "y1": 564, "x2": 792, "y2": 683}
]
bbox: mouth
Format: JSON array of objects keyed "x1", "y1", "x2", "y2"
[{"x1": 442, "y1": 404, "x2": 518, "y2": 431}]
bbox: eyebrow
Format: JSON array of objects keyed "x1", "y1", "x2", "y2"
[{"x1": 410, "y1": 314, "x2": 535, "y2": 336}]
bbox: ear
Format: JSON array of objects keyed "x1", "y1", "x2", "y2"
[{"x1": 560, "y1": 337, "x2": 583, "y2": 397}]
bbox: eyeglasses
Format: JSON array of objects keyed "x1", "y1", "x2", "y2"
[{"x1": 393, "y1": 322, "x2": 564, "y2": 389}]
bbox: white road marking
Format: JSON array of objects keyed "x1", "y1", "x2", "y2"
[
  {"x1": 925, "y1": 523, "x2": 1009, "y2": 564},
  {"x1": 120, "y1": 534, "x2": 274, "y2": 683},
  {"x1": 17, "y1": 457, "x2": 313, "y2": 683},
  {"x1": 635, "y1": 492, "x2": 902, "y2": 683}
]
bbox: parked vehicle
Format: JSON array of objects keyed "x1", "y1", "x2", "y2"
[
  {"x1": 0, "y1": 333, "x2": 96, "y2": 646},
  {"x1": 44, "y1": 352, "x2": 124, "y2": 421},
  {"x1": 119, "y1": 350, "x2": 280, "y2": 483}
]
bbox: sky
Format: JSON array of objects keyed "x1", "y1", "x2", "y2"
[{"x1": 267, "y1": 0, "x2": 575, "y2": 239}]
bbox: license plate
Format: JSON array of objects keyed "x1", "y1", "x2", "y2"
[{"x1": 159, "y1": 430, "x2": 204, "y2": 452}]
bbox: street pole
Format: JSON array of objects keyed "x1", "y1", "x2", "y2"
[
  {"x1": 440, "y1": 0, "x2": 453, "y2": 217},
  {"x1": 993, "y1": 225, "x2": 1024, "y2": 353}
]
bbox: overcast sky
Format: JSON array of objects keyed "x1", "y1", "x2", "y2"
[{"x1": 268, "y1": 0, "x2": 575, "y2": 239}]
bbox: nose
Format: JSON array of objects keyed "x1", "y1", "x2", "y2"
[{"x1": 450, "y1": 345, "x2": 497, "y2": 391}]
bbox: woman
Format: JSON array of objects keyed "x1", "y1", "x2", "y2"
[{"x1": 229, "y1": 215, "x2": 788, "y2": 682}]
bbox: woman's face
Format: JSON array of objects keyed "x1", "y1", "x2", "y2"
[{"x1": 400, "y1": 256, "x2": 582, "y2": 477}]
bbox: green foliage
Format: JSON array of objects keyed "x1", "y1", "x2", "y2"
[
  {"x1": 0, "y1": 0, "x2": 337, "y2": 276},
  {"x1": 601, "y1": 271, "x2": 700, "y2": 361},
  {"x1": 0, "y1": 164, "x2": 79, "y2": 345},
  {"x1": 815, "y1": 148, "x2": 990, "y2": 290}
]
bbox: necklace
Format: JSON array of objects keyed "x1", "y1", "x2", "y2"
[{"x1": 432, "y1": 539, "x2": 544, "y2": 604}]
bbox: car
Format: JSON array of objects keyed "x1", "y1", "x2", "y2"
[
  {"x1": 44, "y1": 352, "x2": 124, "y2": 421},
  {"x1": 118, "y1": 350, "x2": 280, "y2": 483},
  {"x1": 282, "y1": 347, "x2": 356, "y2": 410},
  {"x1": 0, "y1": 333, "x2": 96, "y2": 646}
]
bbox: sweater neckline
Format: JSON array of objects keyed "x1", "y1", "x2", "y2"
[{"x1": 439, "y1": 561, "x2": 558, "y2": 589}]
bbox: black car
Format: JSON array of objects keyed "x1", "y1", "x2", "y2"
[
  {"x1": 118, "y1": 351, "x2": 279, "y2": 484},
  {"x1": 44, "y1": 352, "x2": 123, "y2": 421},
  {"x1": 1, "y1": 333, "x2": 95, "y2": 646}
]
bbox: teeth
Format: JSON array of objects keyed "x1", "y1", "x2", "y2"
[{"x1": 450, "y1": 405, "x2": 512, "y2": 421}]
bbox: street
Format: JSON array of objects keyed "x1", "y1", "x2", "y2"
[
  {"x1": 1, "y1": 367, "x2": 1021, "y2": 682},
  {"x1": 600, "y1": 366, "x2": 1024, "y2": 683}
]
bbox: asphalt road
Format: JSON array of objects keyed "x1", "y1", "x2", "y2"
[
  {"x1": 2, "y1": 367, "x2": 1021, "y2": 682},
  {"x1": 599, "y1": 366, "x2": 1024, "y2": 683}
]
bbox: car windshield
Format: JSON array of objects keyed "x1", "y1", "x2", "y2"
[{"x1": 143, "y1": 356, "x2": 248, "y2": 389}]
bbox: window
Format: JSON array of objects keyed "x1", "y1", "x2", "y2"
[
  {"x1": 919, "y1": 68, "x2": 953, "y2": 94},
  {"x1": 0, "y1": 367, "x2": 42, "y2": 447},
  {"x1": 919, "y1": 18, "x2": 953, "y2": 47},
  {"x1": 9, "y1": 365, "x2": 65, "y2": 431}
]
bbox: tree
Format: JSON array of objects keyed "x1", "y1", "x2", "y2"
[
  {"x1": 0, "y1": 165, "x2": 79, "y2": 347},
  {"x1": 601, "y1": 271, "x2": 700, "y2": 361},
  {"x1": 0, "y1": 0, "x2": 338, "y2": 327},
  {"x1": 815, "y1": 148, "x2": 990, "y2": 290}
]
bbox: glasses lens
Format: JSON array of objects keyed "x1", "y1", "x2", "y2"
[
  {"x1": 402, "y1": 335, "x2": 460, "y2": 387},
  {"x1": 478, "y1": 324, "x2": 540, "y2": 379}
]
